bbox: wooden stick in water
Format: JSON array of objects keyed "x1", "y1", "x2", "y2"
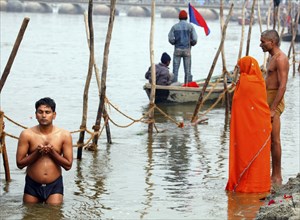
[
  {"x1": 77, "y1": 0, "x2": 95, "y2": 159},
  {"x1": 191, "y1": 4, "x2": 233, "y2": 123},
  {"x1": 0, "y1": 111, "x2": 10, "y2": 181},
  {"x1": 92, "y1": 0, "x2": 116, "y2": 146},
  {"x1": 0, "y1": 17, "x2": 30, "y2": 93},
  {"x1": 148, "y1": 0, "x2": 156, "y2": 134},
  {"x1": 288, "y1": 9, "x2": 299, "y2": 76},
  {"x1": 219, "y1": 0, "x2": 230, "y2": 115},
  {"x1": 83, "y1": 12, "x2": 112, "y2": 145},
  {"x1": 245, "y1": 0, "x2": 256, "y2": 56}
]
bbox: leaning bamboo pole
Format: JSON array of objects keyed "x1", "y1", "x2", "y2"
[
  {"x1": 0, "y1": 111, "x2": 10, "y2": 181},
  {"x1": 83, "y1": 13, "x2": 112, "y2": 145},
  {"x1": 91, "y1": 0, "x2": 116, "y2": 146},
  {"x1": 77, "y1": 0, "x2": 95, "y2": 159},
  {"x1": 231, "y1": 0, "x2": 248, "y2": 84},
  {"x1": 83, "y1": 13, "x2": 102, "y2": 89},
  {"x1": 191, "y1": 4, "x2": 233, "y2": 123},
  {"x1": 0, "y1": 17, "x2": 29, "y2": 93},
  {"x1": 257, "y1": 0, "x2": 269, "y2": 73},
  {"x1": 236, "y1": 0, "x2": 249, "y2": 62},
  {"x1": 288, "y1": 8, "x2": 300, "y2": 76},
  {"x1": 257, "y1": 0, "x2": 263, "y2": 34},
  {"x1": 219, "y1": 0, "x2": 230, "y2": 115},
  {"x1": 148, "y1": 0, "x2": 156, "y2": 134},
  {"x1": 281, "y1": 1, "x2": 292, "y2": 39},
  {"x1": 245, "y1": 0, "x2": 256, "y2": 56},
  {"x1": 219, "y1": 0, "x2": 225, "y2": 68},
  {"x1": 273, "y1": 0, "x2": 280, "y2": 30},
  {"x1": 267, "y1": 0, "x2": 272, "y2": 30},
  {"x1": 263, "y1": 1, "x2": 274, "y2": 70},
  {"x1": 277, "y1": 3, "x2": 281, "y2": 32}
]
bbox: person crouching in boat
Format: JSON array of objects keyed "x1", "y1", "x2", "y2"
[{"x1": 145, "y1": 52, "x2": 174, "y2": 86}]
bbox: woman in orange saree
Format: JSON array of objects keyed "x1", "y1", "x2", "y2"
[{"x1": 225, "y1": 56, "x2": 272, "y2": 193}]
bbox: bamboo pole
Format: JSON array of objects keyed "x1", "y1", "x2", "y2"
[
  {"x1": 91, "y1": 0, "x2": 116, "y2": 146},
  {"x1": 287, "y1": 10, "x2": 298, "y2": 58},
  {"x1": 263, "y1": 1, "x2": 274, "y2": 70},
  {"x1": 267, "y1": 0, "x2": 272, "y2": 30},
  {"x1": 292, "y1": 43, "x2": 295, "y2": 76},
  {"x1": 0, "y1": 17, "x2": 30, "y2": 93},
  {"x1": 0, "y1": 111, "x2": 10, "y2": 181},
  {"x1": 83, "y1": 13, "x2": 102, "y2": 85},
  {"x1": 257, "y1": 0, "x2": 263, "y2": 34},
  {"x1": 0, "y1": 111, "x2": 3, "y2": 140},
  {"x1": 148, "y1": 0, "x2": 156, "y2": 134},
  {"x1": 219, "y1": 0, "x2": 230, "y2": 115},
  {"x1": 219, "y1": 0, "x2": 225, "y2": 68},
  {"x1": 103, "y1": 112, "x2": 112, "y2": 144},
  {"x1": 257, "y1": 0, "x2": 268, "y2": 74},
  {"x1": 229, "y1": 0, "x2": 248, "y2": 84},
  {"x1": 273, "y1": 0, "x2": 280, "y2": 30},
  {"x1": 77, "y1": 0, "x2": 95, "y2": 159},
  {"x1": 237, "y1": 0, "x2": 248, "y2": 61},
  {"x1": 288, "y1": 8, "x2": 300, "y2": 76},
  {"x1": 83, "y1": 13, "x2": 112, "y2": 145},
  {"x1": 280, "y1": 2, "x2": 292, "y2": 38},
  {"x1": 245, "y1": 0, "x2": 256, "y2": 56},
  {"x1": 191, "y1": 4, "x2": 233, "y2": 123},
  {"x1": 276, "y1": 2, "x2": 281, "y2": 32}
]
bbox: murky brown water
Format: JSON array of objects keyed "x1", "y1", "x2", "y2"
[{"x1": 0, "y1": 10, "x2": 299, "y2": 219}]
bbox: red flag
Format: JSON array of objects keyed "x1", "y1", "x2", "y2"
[{"x1": 188, "y1": 3, "x2": 210, "y2": 36}]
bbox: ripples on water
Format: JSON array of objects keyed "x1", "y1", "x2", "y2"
[{"x1": 0, "y1": 11, "x2": 299, "y2": 219}]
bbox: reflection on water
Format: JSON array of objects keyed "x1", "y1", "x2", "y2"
[
  {"x1": 139, "y1": 136, "x2": 154, "y2": 219},
  {"x1": 22, "y1": 203, "x2": 64, "y2": 220},
  {"x1": 226, "y1": 192, "x2": 269, "y2": 220},
  {"x1": 69, "y1": 148, "x2": 113, "y2": 219},
  {"x1": 0, "y1": 11, "x2": 299, "y2": 220}
]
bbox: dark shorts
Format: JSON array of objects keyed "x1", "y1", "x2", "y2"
[{"x1": 24, "y1": 175, "x2": 64, "y2": 202}]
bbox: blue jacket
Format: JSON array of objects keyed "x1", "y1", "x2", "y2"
[{"x1": 168, "y1": 20, "x2": 198, "y2": 49}]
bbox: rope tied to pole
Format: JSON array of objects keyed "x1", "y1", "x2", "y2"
[
  {"x1": 2, "y1": 84, "x2": 238, "y2": 145},
  {"x1": 199, "y1": 84, "x2": 236, "y2": 118},
  {"x1": 154, "y1": 105, "x2": 184, "y2": 128},
  {"x1": 3, "y1": 114, "x2": 27, "y2": 129},
  {"x1": 92, "y1": 124, "x2": 101, "y2": 131},
  {"x1": 3, "y1": 132, "x2": 19, "y2": 140}
]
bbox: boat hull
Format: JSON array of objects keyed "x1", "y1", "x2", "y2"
[
  {"x1": 143, "y1": 83, "x2": 230, "y2": 104},
  {"x1": 281, "y1": 33, "x2": 300, "y2": 42}
]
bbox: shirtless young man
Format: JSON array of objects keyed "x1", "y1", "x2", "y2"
[
  {"x1": 260, "y1": 30, "x2": 289, "y2": 187},
  {"x1": 16, "y1": 97, "x2": 73, "y2": 205}
]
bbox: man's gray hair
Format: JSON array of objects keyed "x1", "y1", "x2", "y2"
[{"x1": 261, "y1": 29, "x2": 280, "y2": 46}]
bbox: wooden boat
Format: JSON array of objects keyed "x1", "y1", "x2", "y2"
[
  {"x1": 143, "y1": 77, "x2": 233, "y2": 104},
  {"x1": 281, "y1": 33, "x2": 300, "y2": 42}
]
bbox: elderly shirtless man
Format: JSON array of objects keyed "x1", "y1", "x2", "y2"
[
  {"x1": 16, "y1": 97, "x2": 73, "y2": 204},
  {"x1": 260, "y1": 30, "x2": 289, "y2": 187}
]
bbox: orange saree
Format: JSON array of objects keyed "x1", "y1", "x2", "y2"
[{"x1": 225, "y1": 56, "x2": 272, "y2": 193}]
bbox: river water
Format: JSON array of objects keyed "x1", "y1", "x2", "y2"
[{"x1": 0, "y1": 10, "x2": 299, "y2": 220}]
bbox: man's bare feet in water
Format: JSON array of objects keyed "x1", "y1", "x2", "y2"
[
  {"x1": 271, "y1": 177, "x2": 283, "y2": 193},
  {"x1": 272, "y1": 176, "x2": 283, "y2": 186}
]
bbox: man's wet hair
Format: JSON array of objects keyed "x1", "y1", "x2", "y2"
[
  {"x1": 35, "y1": 97, "x2": 56, "y2": 112},
  {"x1": 261, "y1": 29, "x2": 280, "y2": 46}
]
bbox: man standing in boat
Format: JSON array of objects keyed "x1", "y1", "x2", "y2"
[
  {"x1": 168, "y1": 10, "x2": 198, "y2": 84},
  {"x1": 260, "y1": 29, "x2": 289, "y2": 188},
  {"x1": 16, "y1": 97, "x2": 73, "y2": 204}
]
